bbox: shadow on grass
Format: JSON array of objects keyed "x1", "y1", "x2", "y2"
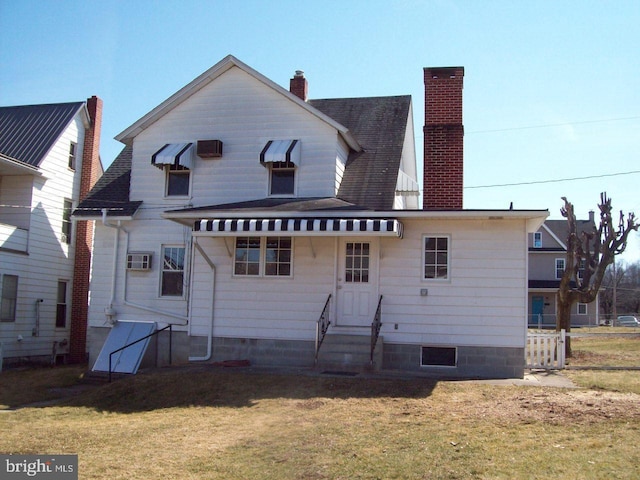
[{"x1": 64, "y1": 366, "x2": 439, "y2": 413}]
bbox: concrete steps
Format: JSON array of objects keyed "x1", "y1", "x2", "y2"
[{"x1": 316, "y1": 333, "x2": 383, "y2": 372}]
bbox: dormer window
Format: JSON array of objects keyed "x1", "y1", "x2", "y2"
[
  {"x1": 260, "y1": 139, "x2": 300, "y2": 197},
  {"x1": 151, "y1": 143, "x2": 194, "y2": 197},
  {"x1": 166, "y1": 164, "x2": 190, "y2": 196},
  {"x1": 269, "y1": 160, "x2": 295, "y2": 195}
]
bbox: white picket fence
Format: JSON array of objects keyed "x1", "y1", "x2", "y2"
[{"x1": 526, "y1": 329, "x2": 566, "y2": 369}]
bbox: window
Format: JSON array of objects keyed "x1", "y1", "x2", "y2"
[
  {"x1": 234, "y1": 237, "x2": 261, "y2": 276},
  {"x1": 533, "y1": 232, "x2": 542, "y2": 248},
  {"x1": 423, "y1": 236, "x2": 449, "y2": 280},
  {"x1": 166, "y1": 164, "x2": 190, "y2": 196},
  {"x1": 265, "y1": 237, "x2": 292, "y2": 276},
  {"x1": 234, "y1": 237, "x2": 292, "y2": 277},
  {"x1": 578, "y1": 258, "x2": 586, "y2": 279},
  {"x1": 161, "y1": 246, "x2": 185, "y2": 296},
  {"x1": 62, "y1": 199, "x2": 72, "y2": 244},
  {"x1": 56, "y1": 281, "x2": 68, "y2": 328},
  {"x1": 1, "y1": 274, "x2": 18, "y2": 322},
  {"x1": 577, "y1": 303, "x2": 587, "y2": 315},
  {"x1": 421, "y1": 346, "x2": 457, "y2": 367},
  {"x1": 555, "y1": 258, "x2": 565, "y2": 279},
  {"x1": 345, "y1": 242, "x2": 369, "y2": 283},
  {"x1": 269, "y1": 160, "x2": 295, "y2": 195},
  {"x1": 68, "y1": 142, "x2": 77, "y2": 170}
]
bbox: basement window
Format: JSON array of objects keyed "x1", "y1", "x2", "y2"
[{"x1": 421, "y1": 346, "x2": 457, "y2": 367}]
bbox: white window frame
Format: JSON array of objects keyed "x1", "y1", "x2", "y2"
[
  {"x1": 165, "y1": 164, "x2": 191, "y2": 198},
  {"x1": 422, "y1": 235, "x2": 450, "y2": 281},
  {"x1": 555, "y1": 258, "x2": 566, "y2": 279},
  {"x1": 233, "y1": 236, "x2": 293, "y2": 278},
  {"x1": 160, "y1": 245, "x2": 186, "y2": 297},
  {"x1": 577, "y1": 303, "x2": 587, "y2": 315},
  {"x1": 268, "y1": 161, "x2": 297, "y2": 197},
  {"x1": 56, "y1": 280, "x2": 68, "y2": 328},
  {"x1": 1, "y1": 274, "x2": 18, "y2": 322},
  {"x1": 68, "y1": 141, "x2": 77, "y2": 170},
  {"x1": 533, "y1": 232, "x2": 542, "y2": 248},
  {"x1": 62, "y1": 199, "x2": 73, "y2": 245}
]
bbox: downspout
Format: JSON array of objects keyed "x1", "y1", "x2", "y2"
[
  {"x1": 189, "y1": 237, "x2": 216, "y2": 361},
  {"x1": 101, "y1": 209, "x2": 189, "y2": 325},
  {"x1": 102, "y1": 209, "x2": 121, "y2": 324}
]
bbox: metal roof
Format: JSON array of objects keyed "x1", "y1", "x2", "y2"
[{"x1": 0, "y1": 102, "x2": 85, "y2": 167}]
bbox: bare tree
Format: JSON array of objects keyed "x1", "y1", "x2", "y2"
[{"x1": 557, "y1": 193, "x2": 638, "y2": 355}]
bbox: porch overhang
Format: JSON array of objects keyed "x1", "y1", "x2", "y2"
[{"x1": 192, "y1": 217, "x2": 403, "y2": 237}]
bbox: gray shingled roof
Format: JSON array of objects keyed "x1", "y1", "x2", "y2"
[
  {"x1": 544, "y1": 218, "x2": 596, "y2": 249},
  {"x1": 0, "y1": 102, "x2": 84, "y2": 166},
  {"x1": 78, "y1": 95, "x2": 412, "y2": 216},
  {"x1": 310, "y1": 95, "x2": 411, "y2": 210},
  {"x1": 167, "y1": 197, "x2": 366, "y2": 214},
  {"x1": 74, "y1": 146, "x2": 142, "y2": 217}
]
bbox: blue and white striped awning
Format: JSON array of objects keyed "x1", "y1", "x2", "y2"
[{"x1": 193, "y1": 218, "x2": 403, "y2": 237}]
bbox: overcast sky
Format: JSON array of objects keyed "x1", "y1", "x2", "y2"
[{"x1": 1, "y1": 0, "x2": 639, "y2": 261}]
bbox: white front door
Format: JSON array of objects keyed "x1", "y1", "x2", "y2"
[{"x1": 337, "y1": 239, "x2": 378, "y2": 327}]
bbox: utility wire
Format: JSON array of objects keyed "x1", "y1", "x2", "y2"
[
  {"x1": 465, "y1": 170, "x2": 640, "y2": 190},
  {"x1": 466, "y1": 116, "x2": 640, "y2": 134}
]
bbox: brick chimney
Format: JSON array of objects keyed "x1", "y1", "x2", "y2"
[
  {"x1": 423, "y1": 67, "x2": 464, "y2": 210},
  {"x1": 69, "y1": 95, "x2": 102, "y2": 363},
  {"x1": 290, "y1": 70, "x2": 308, "y2": 101}
]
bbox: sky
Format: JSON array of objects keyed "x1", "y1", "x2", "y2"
[{"x1": 1, "y1": 0, "x2": 639, "y2": 261}]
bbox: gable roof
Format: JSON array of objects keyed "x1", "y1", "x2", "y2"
[
  {"x1": 543, "y1": 218, "x2": 596, "y2": 250},
  {"x1": 115, "y1": 55, "x2": 360, "y2": 152},
  {"x1": 0, "y1": 102, "x2": 86, "y2": 167},
  {"x1": 310, "y1": 95, "x2": 411, "y2": 210},
  {"x1": 74, "y1": 145, "x2": 142, "y2": 218}
]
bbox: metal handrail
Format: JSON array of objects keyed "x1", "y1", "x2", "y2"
[
  {"x1": 109, "y1": 324, "x2": 172, "y2": 382},
  {"x1": 370, "y1": 295, "x2": 383, "y2": 365},
  {"x1": 314, "y1": 294, "x2": 332, "y2": 365}
]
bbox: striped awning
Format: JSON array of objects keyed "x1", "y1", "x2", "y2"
[
  {"x1": 260, "y1": 139, "x2": 301, "y2": 165},
  {"x1": 193, "y1": 218, "x2": 403, "y2": 237},
  {"x1": 151, "y1": 143, "x2": 194, "y2": 169}
]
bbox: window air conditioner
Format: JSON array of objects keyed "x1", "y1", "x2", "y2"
[{"x1": 197, "y1": 140, "x2": 223, "y2": 158}]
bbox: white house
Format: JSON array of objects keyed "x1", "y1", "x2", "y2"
[
  {"x1": 76, "y1": 56, "x2": 547, "y2": 378},
  {"x1": 0, "y1": 97, "x2": 103, "y2": 366}
]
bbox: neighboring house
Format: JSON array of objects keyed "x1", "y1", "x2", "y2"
[
  {"x1": 528, "y1": 213, "x2": 599, "y2": 328},
  {"x1": 0, "y1": 97, "x2": 103, "y2": 365},
  {"x1": 76, "y1": 56, "x2": 547, "y2": 379}
]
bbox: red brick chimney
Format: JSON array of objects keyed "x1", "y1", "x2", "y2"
[
  {"x1": 290, "y1": 70, "x2": 308, "y2": 101},
  {"x1": 423, "y1": 67, "x2": 464, "y2": 210},
  {"x1": 69, "y1": 95, "x2": 102, "y2": 363}
]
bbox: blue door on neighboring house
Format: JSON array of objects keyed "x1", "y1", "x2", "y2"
[{"x1": 531, "y1": 296, "x2": 545, "y2": 327}]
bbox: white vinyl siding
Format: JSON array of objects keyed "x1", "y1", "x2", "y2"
[
  {"x1": 0, "y1": 113, "x2": 84, "y2": 358},
  {"x1": 130, "y1": 66, "x2": 343, "y2": 211},
  {"x1": 379, "y1": 219, "x2": 529, "y2": 349},
  {"x1": 185, "y1": 218, "x2": 530, "y2": 350}
]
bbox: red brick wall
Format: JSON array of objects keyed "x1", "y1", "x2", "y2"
[
  {"x1": 423, "y1": 67, "x2": 464, "y2": 210},
  {"x1": 69, "y1": 96, "x2": 102, "y2": 363},
  {"x1": 290, "y1": 71, "x2": 308, "y2": 101}
]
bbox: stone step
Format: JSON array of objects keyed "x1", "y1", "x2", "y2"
[{"x1": 316, "y1": 334, "x2": 383, "y2": 371}]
